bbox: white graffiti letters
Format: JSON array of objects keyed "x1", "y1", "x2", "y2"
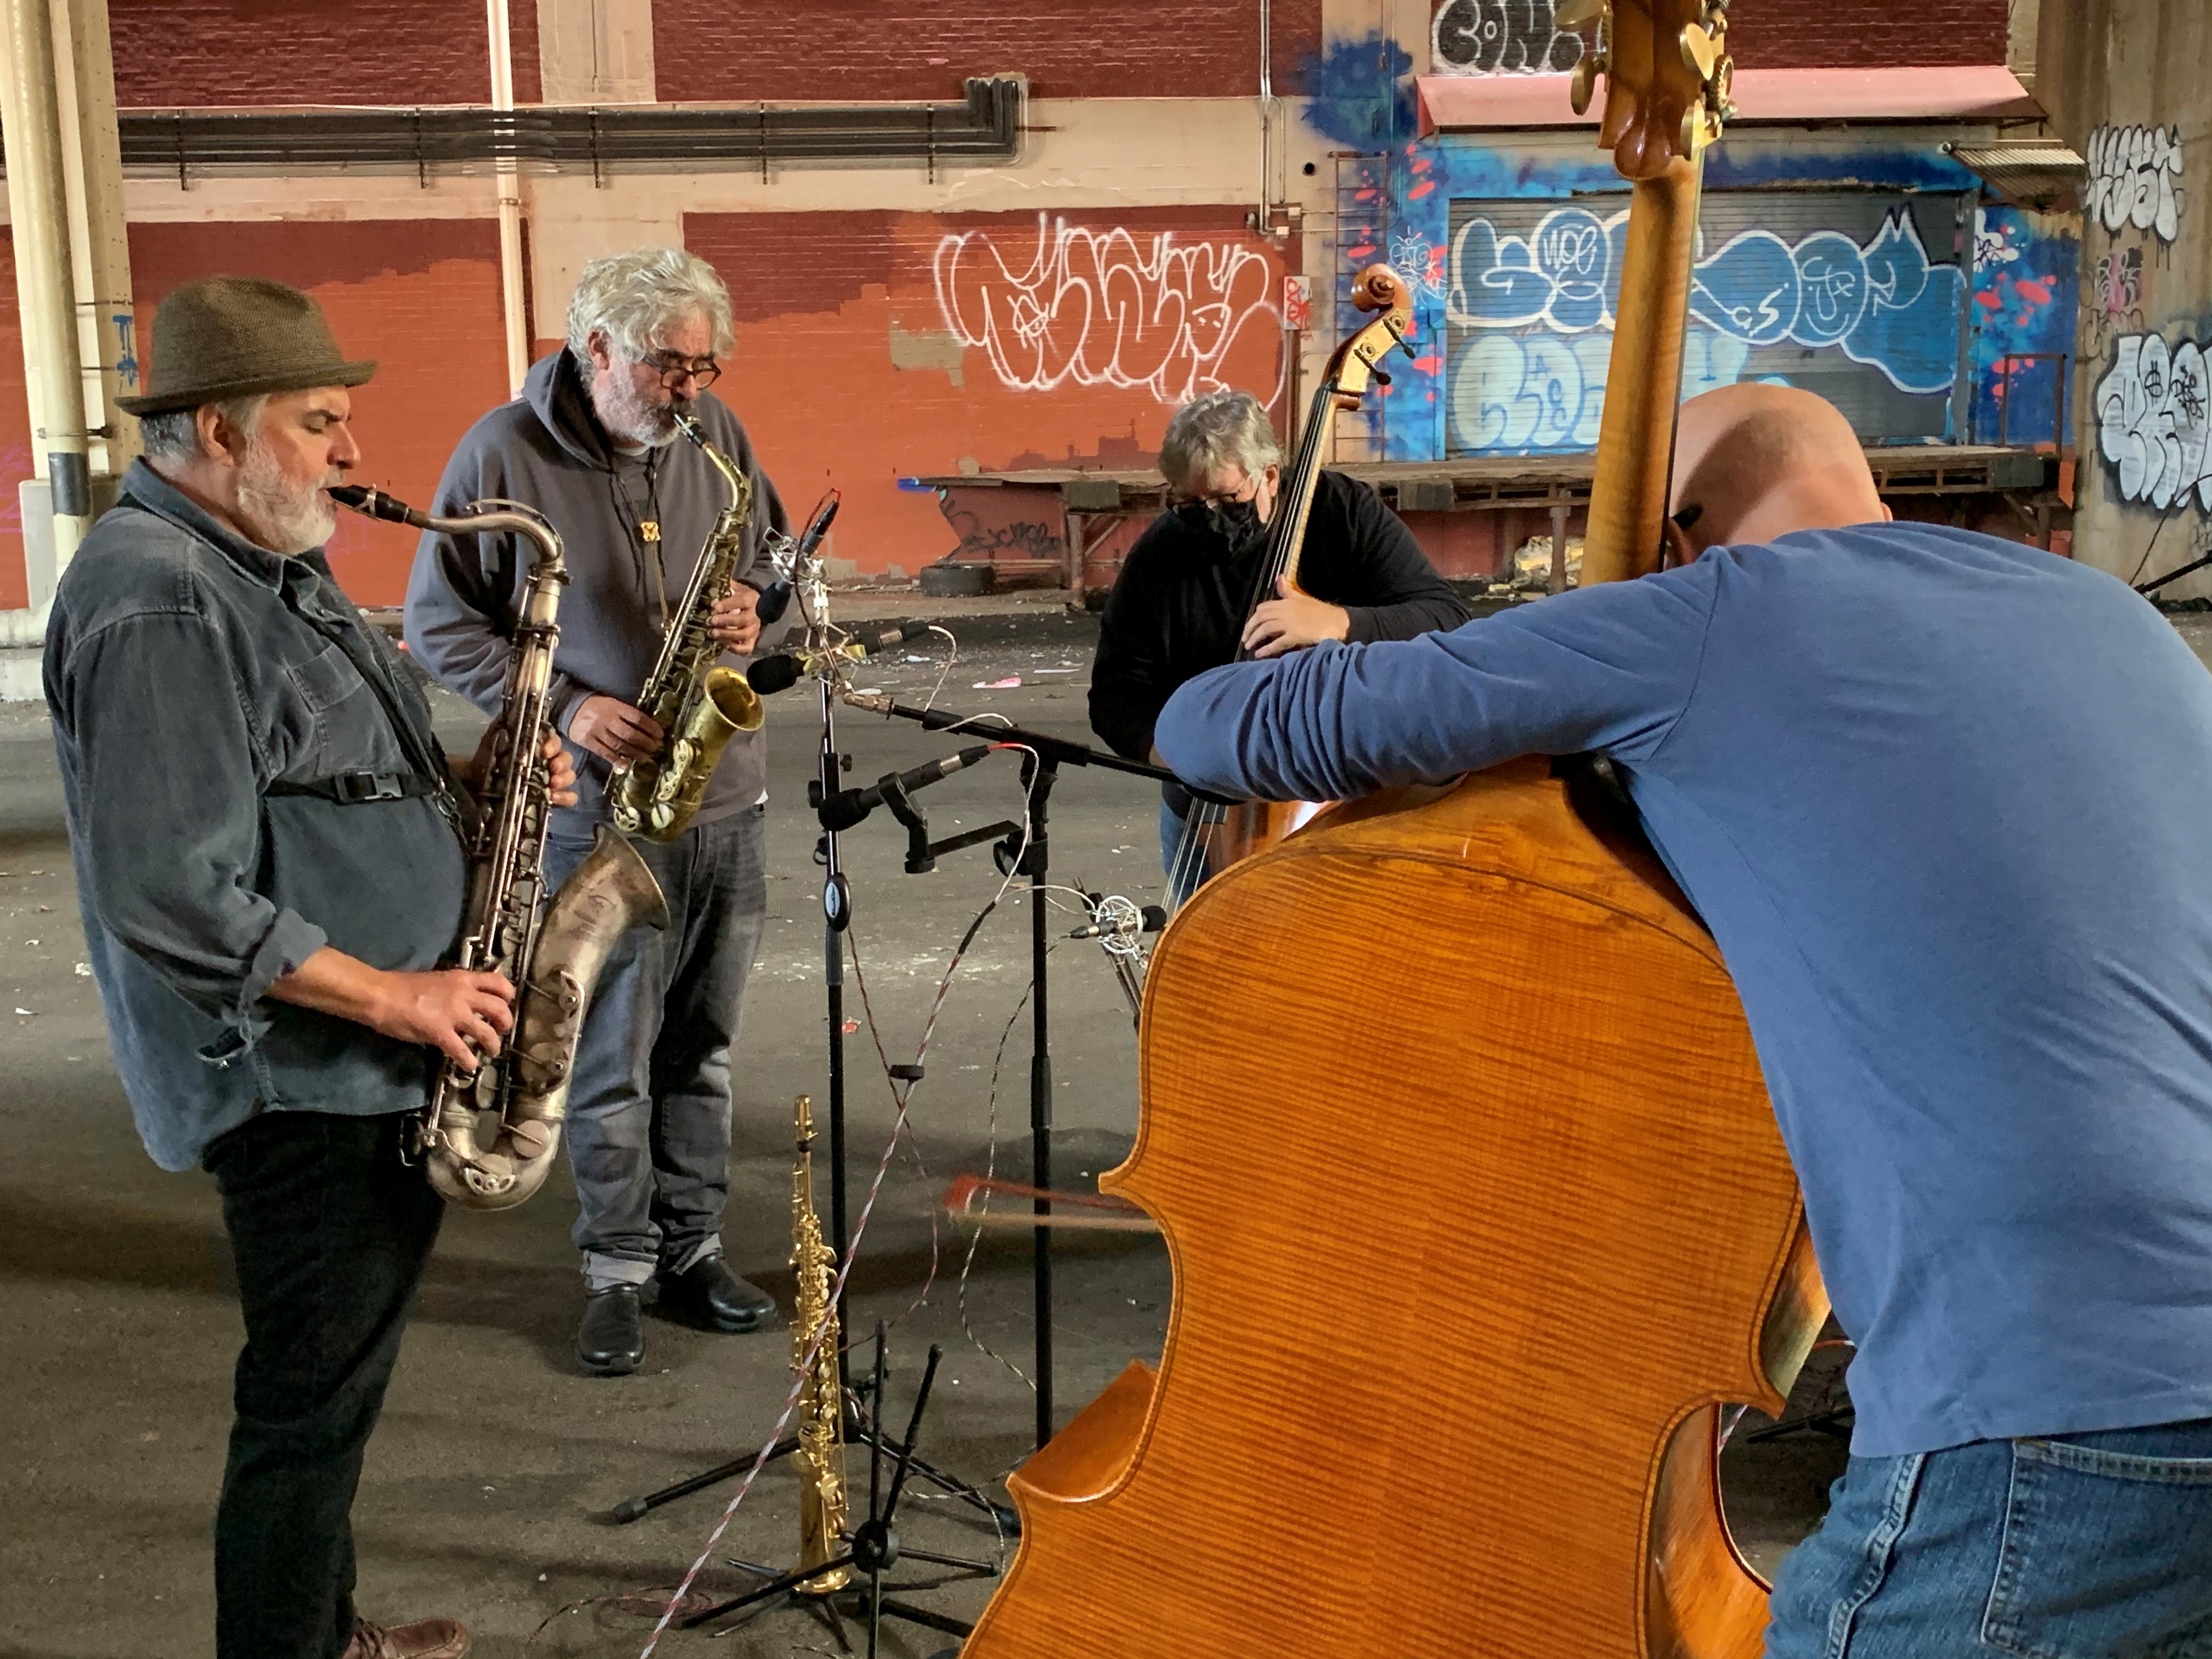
[
  {"x1": 933, "y1": 215, "x2": 1282, "y2": 404},
  {"x1": 2096, "y1": 332, "x2": 2212, "y2": 514},
  {"x1": 2086, "y1": 125, "x2": 2186, "y2": 244}
]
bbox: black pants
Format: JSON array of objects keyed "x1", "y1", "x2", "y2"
[{"x1": 203, "y1": 1110, "x2": 443, "y2": 1659}]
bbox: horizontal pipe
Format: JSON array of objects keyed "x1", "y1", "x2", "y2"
[{"x1": 26, "y1": 76, "x2": 1026, "y2": 178}]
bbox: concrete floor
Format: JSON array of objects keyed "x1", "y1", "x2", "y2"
[{"x1": 16, "y1": 599, "x2": 2192, "y2": 1658}]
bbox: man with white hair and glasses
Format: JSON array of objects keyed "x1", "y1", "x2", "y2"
[
  {"x1": 1089, "y1": 388, "x2": 1468, "y2": 902},
  {"x1": 407, "y1": 246, "x2": 790, "y2": 1376}
]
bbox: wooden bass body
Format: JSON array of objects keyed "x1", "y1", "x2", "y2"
[{"x1": 963, "y1": 762, "x2": 1826, "y2": 1658}]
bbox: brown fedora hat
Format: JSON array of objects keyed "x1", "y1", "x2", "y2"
[{"x1": 117, "y1": 275, "x2": 376, "y2": 416}]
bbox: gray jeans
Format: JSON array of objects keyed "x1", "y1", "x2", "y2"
[{"x1": 540, "y1": 804, "x2": 768, "y2": 1288}]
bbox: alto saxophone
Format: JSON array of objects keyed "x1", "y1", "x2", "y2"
[
  {"x1": 791, "y1": 1093, "x2": 851, "y2": 1592},
  {"x1": 607, "y1": 408, "x2": 766, "y2": 842},
  {"x1": 336, "y1": 486, "x2": 670, "y2": 1210}
]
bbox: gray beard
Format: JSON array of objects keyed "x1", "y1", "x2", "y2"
[
  {"x1": 590, "y1": 371, "x2": 679, "y2": 449},
  {"x1": 235, "y1": 443, "x2": 337, "y2": 556}
]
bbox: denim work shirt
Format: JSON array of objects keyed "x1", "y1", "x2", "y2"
[{"x1": 45, "y1": 460, "x2": 469, "y2": 1171}]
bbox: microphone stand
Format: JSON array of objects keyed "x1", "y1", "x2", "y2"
[
  {"x1": 838, "y1": 691, "x2": 1197, "y2": 1448},
  {"x1": 614, "y1": 668, "x2": 1015, "y2": 1545}
]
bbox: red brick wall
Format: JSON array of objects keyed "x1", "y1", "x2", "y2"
[
  {"x1": 111, "y1": 0, "x2": 540, "y2": 108},
  {"x1": 1725, "y1": 0, "x2": 2009, "y2": 67},
  {"x1": 654, "y1": 0, "x2": 1323, "y2": 102},
  {"x1": 685, "y1": 207, "x2": 1290, "y2": 582}
]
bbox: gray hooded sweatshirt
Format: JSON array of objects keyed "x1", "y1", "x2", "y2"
[{"x1": 404, "y1": 348, "x2": 791, "y2": 837}]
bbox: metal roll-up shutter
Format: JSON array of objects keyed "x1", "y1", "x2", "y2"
[{"x1": 1443, "y1": 189, "x2": 1971, "y2": 456}]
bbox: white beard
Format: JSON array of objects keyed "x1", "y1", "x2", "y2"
[
  {"x1": 590, "y1": 367, "x2": 680, "y2": 449},
  {"x1": 235, "y1": 441, "x2": 337, "y2": 556}
]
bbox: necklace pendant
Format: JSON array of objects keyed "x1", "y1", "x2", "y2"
[{"x1": 639, "y1": 520, "x2": 661, "y2": 543}]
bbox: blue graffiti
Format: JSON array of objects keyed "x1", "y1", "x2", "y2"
[
  {"x1": 1449, "y1": 328, "x2": 1775, "y2": 454},
  {"x1": 1299, "y1": 33, "x2": 1418, "y2": 150},
  {"x1": 110, "y1": 313, "x2": 137, "y2": 390},
  {"x1": 1449, "y1": 205, "x2": 1963, "y2": 395}
]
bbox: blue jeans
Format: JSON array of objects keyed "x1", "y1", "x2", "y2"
[
  {"x1": 1765, "y1": 1418, "x2": 2212, "y2": 1657},
  {"x1": 541, "y1": 805, "x2": 768, "y2": 1288}
]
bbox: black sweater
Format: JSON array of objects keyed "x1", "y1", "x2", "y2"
[{"x1": 1088, "y1": 469, "x2": 1470, "y2": 766}]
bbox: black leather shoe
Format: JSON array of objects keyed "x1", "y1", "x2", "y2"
[
  {"x1": 656, "y1": 1256, "x2": 777, "y2": 1334},
  {"x1": 577, "y1": 1285, "x2": 644, "y2": 1375}
]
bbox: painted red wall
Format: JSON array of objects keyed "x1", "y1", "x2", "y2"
[
  {"x1": 654, "y1": 0, "x2": 1321, "y2": 101},
  {"x1": 110, "y1": 0, "x2": 540, "y2": 108},
  {"x1": 125, "y1": 219, "x2": 510, "y2": 605},
  {"x1": 684, "y1": 206, "x2": 1291, "y2": 583},
  {"x1": 1728, "y1": 0, "x2": 2008, "y2": 67}
]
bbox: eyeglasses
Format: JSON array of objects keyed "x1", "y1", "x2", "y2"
[
  {"x1": 639, "y1": 349, "x2": 721, "y2": 392},
  {"x1": 1168, "y1": 479, "x2": 1261, "y2": 525}
]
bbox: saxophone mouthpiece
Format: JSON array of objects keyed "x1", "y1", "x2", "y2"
[{"x1": 329, "y1": 484, "x2": 432, "y2": 531}]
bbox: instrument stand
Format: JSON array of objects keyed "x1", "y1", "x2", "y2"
[
  {"x1": 842, "y1": 696, "x2": 1195, "y2": 1449},
  {"x1": 611, "y1": 674, "x2": 1015, "y2": 1535},
  {"x1": 680, "y1": 1325, "x2": 1001, "y2": 1651}
]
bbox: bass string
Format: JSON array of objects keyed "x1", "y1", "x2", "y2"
[{"x1": 1155, "y1": 371, "x2": 1339, "y2": 918}]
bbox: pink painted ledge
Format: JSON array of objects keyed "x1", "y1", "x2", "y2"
[{"x1": 1414, "y1": 66, "x2": 2040, "y2": 136}]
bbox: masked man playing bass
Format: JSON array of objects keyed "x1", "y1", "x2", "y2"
[
  {"x1": 46, "y1": 276, "x2": 577, "y2": 1659},
  {"x1": 1088, "y1": 389, "x2": 1468, "y2": 904},
  {"x1": 1158, "y1": 382, "x2": 2212, "y2": 1658},
  {"x1": 407, "y1": 246, "x2": 791, "y2": 1377}
]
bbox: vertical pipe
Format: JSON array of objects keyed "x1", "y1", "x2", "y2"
[
  {"x1": 63, "y1": 0, "x2": 137, "y2": 483},
  {"x1": 2, "y1": 0, "x2": 91, "y2": 582},
  {"x1": 488, "y1": 0, "x2": 529, "y2": 397}
]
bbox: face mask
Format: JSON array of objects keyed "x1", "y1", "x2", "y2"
[{"x1": 1198, "y1": 495, "x2": 1266, "y2": 558}]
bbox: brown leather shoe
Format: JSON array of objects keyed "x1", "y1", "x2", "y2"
[{"x1": 341, "y1": 1616, "x2": 472, "y2": 1659}]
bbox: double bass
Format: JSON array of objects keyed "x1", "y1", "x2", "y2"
[
  {"x1": 963, "y1": 2, "x2": 1830, "y2": 1656},
  {"x1": 1176, "y1": 263, "x2": 1414, "y2": 884}
]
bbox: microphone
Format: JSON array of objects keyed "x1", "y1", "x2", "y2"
[
  {"x1": 819, "y1": 744, "x2": 994, "y2": 833},
  {"x1": 744, "y1": 621, "x2": 936, "y2": 697},
  {"x1": 756, "y1": 489, "x2": 840, "y2": 624},
  {"x1": 844, "y1": 619, "x2": 934, "y2": 656},
  {"x1": 1067, "y1": 904, "x2": 1167, "y2": 941},
  {"x1": 329, "y1": 484, "x2": 431, "y2": 529},
  {"x1": 745, "y1": 652, "x2": 808, "y2": 697}
]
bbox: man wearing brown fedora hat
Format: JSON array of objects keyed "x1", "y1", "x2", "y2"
[{"x1": 46, "y1": 275, "x2": 574, "y2": 1659}]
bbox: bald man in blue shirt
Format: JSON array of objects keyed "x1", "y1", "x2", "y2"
[{"x1": 1158, "y1": 384, "x2": 2212, "y2": 1657}]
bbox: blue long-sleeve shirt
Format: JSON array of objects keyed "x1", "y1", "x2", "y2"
[{"x1": 1157, "y1": 522, "x2": 2212, "y2": 1458}]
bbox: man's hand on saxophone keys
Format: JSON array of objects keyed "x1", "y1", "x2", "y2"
[
  {"x1": 267, "y1": 950, "x2": 517, "y2": 1071},
  {"x1": 453, "y1": 730, "x2": 581, "y2": 808},
  {"x1": 709, "y1": 579, "x2": 761, "y2": 653},
  {"x1": 569, "y1": 697, "x2": 665, "y2": 766}
]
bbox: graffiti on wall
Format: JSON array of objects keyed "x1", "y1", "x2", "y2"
[
  {"x1": 1430, "y1": 0, "x2": 1583, "y2": 75},
  {"x1": 1968, "y1": 206, "x2": 2075, "y2": 446},
  {"x1": 1447, "y1": 204, "x2": 1965, "y2": 392},
  {"x1": 933, "y1": 214, "x2": 1283, "y2": 404},
  {"x1": 2096, "y1": 331, "x2": 2211, "y2": 514},
  {"x1": 1451, "y1": 329, "x2": 1760, "y2": 453},
  {"x1": 2086, "y1": 125, "x2": 2186, "y2": 245}
]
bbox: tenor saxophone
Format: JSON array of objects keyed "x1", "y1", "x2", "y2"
[
  {"x1": 607, "y1": 408, "x2": 766, "y2": 842},
  {"x1": 791, "y1": 1093, "x2": 851, "y2": 1592},
  {"x1": 336, "y1": 486, "x2": 670, "y2": 1210}
]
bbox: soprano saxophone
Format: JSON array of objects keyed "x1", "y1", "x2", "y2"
[
  {"x1": 336, "y1": 486, "x2": 670, "y2": 1210},
  {"x1": 791, "y1": 1093, "x2": 851, "y2": 1592},
  {"x1": 607, "y1": 408, "x2": 766, "y2": 842}
]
